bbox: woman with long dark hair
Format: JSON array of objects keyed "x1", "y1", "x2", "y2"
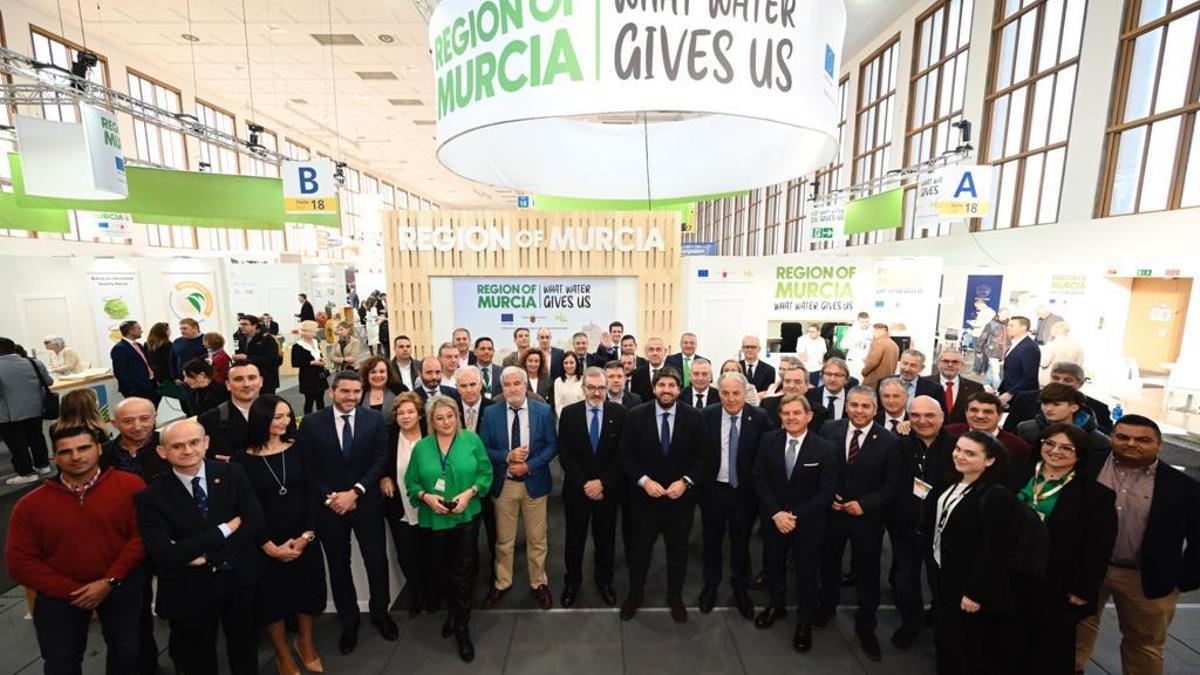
[
  {"x1": 1015, "y1": 423, "x2": 1116, "y2": 675},
  {"x1": 235, "y1": 395, "x2": 326, "y2": 675},
  {"x1": 929, "y1": 430, "x2": 1023, "y2": 674},
  {"x1": 359, "y1": 355, "x2": 405, "y2": 414},
  {"x1": 553, "y1": 351, "x2": 584, "y2": 413},
  {"x1": 522, "y1": 348, "x2": 552, "y2": 402},
  {"x1": 144, "y1": 322, "x2": 173, "y2": 393}
]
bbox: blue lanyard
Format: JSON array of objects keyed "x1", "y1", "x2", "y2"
[{"x1": 438, "y1": 436, "x2": 454, "y2": 475}]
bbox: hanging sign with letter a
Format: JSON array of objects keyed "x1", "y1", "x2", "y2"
[
  {"x1": 937, "y1": 164, "x2": 994, "y2": 217},
  {"x1": 282, "y1": 159, "x2": 339, "y2": 214}
]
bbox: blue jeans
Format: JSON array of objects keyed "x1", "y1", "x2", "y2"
[{"x1": 33, "y1": 568, "x2": 144, "y2": 675}]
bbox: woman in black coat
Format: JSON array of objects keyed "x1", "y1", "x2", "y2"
[
  {"x1": 928, "y1": 430, "x2": 1023, "y2": 675},
  {"x1": 1014, "y1": 423, "x2": 1117, "y2": 675},
  {"x1": 290, "y1": 320, "x2": 328, "y2": 413}
]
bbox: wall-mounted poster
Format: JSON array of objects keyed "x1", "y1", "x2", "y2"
[
  {"x1": 161, "y1": 271, "x2": 219, "y2": 334},
  {"x1": 85, "y1": 270, "x2": 145, "y2": 366}
]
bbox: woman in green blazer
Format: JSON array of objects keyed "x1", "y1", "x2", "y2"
[{"x1": 404, "y1": 395, "x2": 492, "y2": 663}]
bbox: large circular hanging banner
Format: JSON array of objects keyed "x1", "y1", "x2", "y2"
[{"x1": 430, "y1": 0, "x2": 847, "y2": 200}]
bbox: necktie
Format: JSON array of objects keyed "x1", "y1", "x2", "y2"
[
  {"x1": 481, "y1": 367, "x2": 490, "y2": 391},
  {"x1": 890, "y1": 419, "x2": 900, "y2": 432},
  {"x1": 626, "y1": 379, "x2": 632, "y2": 392},
  {"x1": 696, "y1": 393, "x2": 704, "y2": 408},
  {"x1": 746, "y1": 363, "x2": 754, "y2": 380},
  {"x1": 191, "y1": 476, "x2": 209, "y2": 519},
  {"x1": 510, "y1": 407, "x2": 521, "y2": 449},
  {"x1": 589, "y1": 408, "x2": 601, "y2": 454},
  {"x1": 828, "y1": 394, "x2": 838, "y2": 419},
  {"x1": 466, "y1": 407, "x2": 477, "y2": 432},
  {"x1": 131, "y1": 341, "x2": 154, "y2": 378},
  {"x1": 848, "y1": 429, "x2": 862, "y2": 464},
  {"x1": 727, "y1": 415, "x2": 740, "y2": 488},
  {"x1": 683, "y1": 357, "x2": 692, "y2": 388},
  {"x1": 786, "y1": 438, "x2": 799, "y2": 476},
  {"x1": 651, "y1": 368, "x2": 658, "y2": 384},
  {"x1": 341, "y1": 414, "x2": 353, "y2": 459},
  {"x1": 944, "y1": 380, "x2": 955, "y2": 412},
  {"x1": 660, "y1": 411, "x2": 671, "y2": 456}
]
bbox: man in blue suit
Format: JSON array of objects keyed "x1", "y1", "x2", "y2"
[
  {"x1": 998, "y1": 315, "x2": 1041, "y2": 407},
  {"x1": 110, "y1": 320, "x2": 160, "y2": 405},
  {"x1": 479, "y1": 366, "x2": 558, "y2": 610},
  {"x1": 297, "y1": 371, "x2": 396, "y2": 654}
]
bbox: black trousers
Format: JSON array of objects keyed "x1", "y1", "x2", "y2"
[
  {"x1": 934, "y1": 603, "x2": 1021, "y2": 675},
  {"x1": 167, "y1": 571, "x2": 257, "y2": 675},
  {"x1": 0, "y1": 417, "x2": 49, "y2": 475},
  {"x1": 33, "y1": 568, "x2": 144, "y2": 675},
  {"x1": 430, "y1": 516, "x2": 480, "y2": 629},
  {"x1": 699, "y1": 482, "x2": 756, "y2": 591},
  {"x1": 628, "y1": 498, "x2": 696, "y2": 596},
  {"x1": 478, "y1": 494, "x2": 498, "y2": 580},
  {"x1": 385, "y1": 514, "x2": 430, "y2": 604},
  {"x1": 820, "y1": 512, "x2": 884, "y2": 630},
  {"x1": 764, "y1": 520, "x2": 823, "y2": 619},
  {"x1": 302, "y1": 393, "x2": 325, "y2": 414},
  {"x1": 137, "y1": 565, "x2": 160, "y2": 674},
  {"x1": 562, "y1": 487, "x2": 618, "y2": 588},
  {"x1": 886, "y1": 516, "x2": 925, "y2": 630},
  {"x1": 618, "y1": 487, "x2": 636, "y2": 568},
  {"x1": 317, "y1": 505, "x2": 391, "y2": 627}
]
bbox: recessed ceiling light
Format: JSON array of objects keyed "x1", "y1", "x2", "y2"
[
  {"x1": 388, "y1": 98, "x2": 422, "y2": 106},
  {"x1": 181, "y1": 33, "x2": 201, "y2": 42},
  {"x1": 413, "y1": 120, "x2": 436, "y2": 126},
  {"x1": 378, "y1": 34, "x2": 395, "y2": 43},
  {"x1": 289, "y1": 98, "x2": 308, "y2": 104},
  {"x1": 311, "y1": 33, "x2": 362, "y2": 46},
  {"x1": 264, "y1": 24, "x2": 285, "y2": 34},
  {"x1": 356, "y1": 71, "x2": 398, "y2": 80}
]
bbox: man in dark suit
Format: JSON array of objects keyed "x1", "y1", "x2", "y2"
[
  {"x1": 945, "y1": 391, "x2": 1033, "y2": 469},
  {"x1": 233, "y1": 314, "x2": 281, "y2": 395},
  {"x1": 752, "y1": 394, "x2": 838, "y2": 652},
  {"x1": 558, "y1": 367, "x2": 626, "y2": 607},
  {"x1": 806, "y1": 357, "x2": 853, "y2": 423},
  {"x1": 473, "y1": 337, "x2": 504, "y2": 399},
  {"x1": 680, "y1": 358, "x2": 717, "y2": 409},
  {"x1": 875, "y1": 377, "x2": 909, "y2": 432},
  {"x1": 390, "y1": 335, "x2": 421, "y2": 392},
  {"x1": 619, "y1": 367, "x2": 715, "y2": 623},
  {"x1": 296, "y1": 293, "x2": 315, "y2": 322},
  {"x1": 817, "y1": 386, "x2": 902, "y2": 662},
  {"x1": 665, "y1": 332, "x2": 704, "y2": 389},
  {"x1": 111, "y1": 320, "x2": 159, "y2": 403},
  {"x1": 1076, "y1": 414, "x2": 1200, "y2": 675},
  {"x1": 739, "y1": 335, "x2": 776, "y2": 394},
  {"x1": 764, "y1": 365, "x2": 828, "y2": 430},
  {"x1": 452, "y1": 327, "x2": 477, "y2": 368},
  {"x1": 198, "y1": 362, "x2": 261, "y2": 462},
  {"x1": 297, "y1": 371, "x2": 396, "y2": 654},
  {"x1": 134, "y1": 418, "x2": 266, "y2": 675},
  {"x1": 414, "y1": 356, "x2": 463, "y2": 405},
  {"x1": 569, "y1": 332, "x2": 597, "y2": 371},
  {"x1": 998, "y1": 315, "x2": 1041, "y2": 407},
  {"x1": 698, "y1": 371, "x2": 774, "y2": 619},
  {"x1": 620, "y1": 335, "x2": 649, "y2": 371},
  {"x1": 923, "y1": 348, "x2": 982, "y2": 425},
  {"x1": 1003, "y1": 362, "x2": 1112, "y2": 434},
  {"x1": 593, "y1": 321, "x2": 624, "y2": 365},
  {"x1": 808, "y1": 357, "x2": 860, "y2": 390},
  {"x1": 604, "y1": 360, "x2": 642, "y2": 407},
  {"x1": 894, "y1": 349, "x2": 946, "y2": 412},
  {"x1": 630, "y1": 337, "x2": 670, "y2": 401},
  {"x1": 260, "y1": 313, "x2": 280, "y2": 336},
  {"x1": 536, "y1": 328, "x2": 567, "y2": 380}
]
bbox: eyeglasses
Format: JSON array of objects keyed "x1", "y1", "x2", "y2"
[
  {"x1": 822, "y1": 371, "x2": 847, "y2": 379},
  {"x1": 583, "y1": 385, "x2": 607, "y2": 393},
  {"x1": 1041, "y1": 439, "x2": 1076, "y2": 454},
  {"x1": 741, "y1": 345, "x2": 760, "y2": 350}
]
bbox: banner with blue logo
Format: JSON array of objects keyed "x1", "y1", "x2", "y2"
[{"x1": 962, "y1": 274, "x2": 1004, "y2": 333}]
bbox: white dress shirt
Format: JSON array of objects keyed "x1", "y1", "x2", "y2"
[
  {"x1": 884, "y1": 414, "x2": 906, "y2": 432},
  {"x1": 395, "y1": 360, "x2": 414, "y2": 390},
  {"x1": 173, "y1": 464, "x2": 232, "y2": 538},
  {"x1": 1006, "y1": 333, "x2": 1029, "y2": 356},
  {"x1": 333, "y1": 408, "x2": 366, "y2": 493},
  {"x1": 844, "y1": 421, "x2": 873, "y2": 461},
  {"x1": 505, "y1": 400, "x2": 530, "y2": 450},
  {"x1": 784, "y1": 431, "x2": 809, "y2": 475},
  {"x1": 691, "y1": 386, "x2": 716, "y2": 408},
  {"x1": 940, "y1": 375, "x2": 959, "y2": 404},
  {"x1": 394, "y1": 433, "x2": 421, "y2": 526},
  {"x1": 822, "y1": 388, "x2": 846, "y2": 420}
]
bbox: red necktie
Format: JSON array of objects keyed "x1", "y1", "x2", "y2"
[
  {"x1": 131, "y1": 341, "x2": 154, "y2": 378},
  {"x1": 944, "y1": 380, "x2": 955, "y2": 412},
  {"x1": 848, "y1": 429, "x2": 862, "y2": 464}
]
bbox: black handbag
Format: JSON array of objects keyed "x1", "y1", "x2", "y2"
[{"x1": 28, "y1": 357, "x2": 60, "y2": 420}]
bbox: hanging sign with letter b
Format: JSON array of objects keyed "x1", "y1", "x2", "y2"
[{"x1": 282, "y1": 159, "x2": 339, "y2": 214}]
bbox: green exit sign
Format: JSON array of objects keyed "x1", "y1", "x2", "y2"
[
  {"x1": 1137, "y1": 269, "x2": 1153, "y2": 277},
  {"x1": 811, "y1": 227, "x2": 834, "y2": 238}
]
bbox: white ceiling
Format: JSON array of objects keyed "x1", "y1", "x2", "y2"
[{"x1": 13, "y1": 0, "x2": 919, "y2": 209}]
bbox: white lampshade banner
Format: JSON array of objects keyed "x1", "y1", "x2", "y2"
[
  {"x1": 430, "y1": 0, "x2": 847, "y2": 199},
  {"x1": 15, "y1": 104, "x2": 128, "y2": 200}
]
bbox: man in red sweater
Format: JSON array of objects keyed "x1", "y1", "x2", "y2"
[{"x1": 6, "y1": 425, "x2": 147, "y2": 674}]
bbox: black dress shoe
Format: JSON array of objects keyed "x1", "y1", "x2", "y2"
[
  {"x1": 598, "y1": 584, "x2": 618, "y2": 606},
  {"x1": 733, "y1": 589, "x2": 755, "y2": 621},
  {"x1": 891, "y1": 625, "x2": 920, "y2": 649},
  {"x1": 812, "y1": 606, "x2": 835, "y2": 628},
  {"x1": 697, "y1": 586, "x2": 717, "y2": 614},
  {"x1": 793, "y1": 622, "x2": 813, "y2": 653},
  {"x1": 425, "y1": 591, "x2": 442, "y2": 614},
  {"x1": 482, "y1": 586, "x2": 509, "y2": 608},
  {"x1": 840, "y1": 572, "x2": 856, "y2": 587},
  {"x1": 455, "y1": 626, "x2": 475, "y2": 663},
  {"x1": 441, "y1": 613, "x2": 455, "y2": 638},
  {"x1": 923, "y1": 606, "x2": 935, "y2": 627},
  {"x1": 560, "y1": 586, "x2": 579, "y2": 608},
  {"x1": 370, "y1": 612, "x2": 399, "y2": 641},
  {"x1": 667, "y1": 594, "x2": 688, "y2": 624},
  {"x1": 749, "y1": 570, "x2": 767, "y2": 591},
  {"x1": 620, "y1": 592, "x2": 642, "y2": 621},
  {"x1": 338, "y1": 627, "x2": 358, "y2": 655},
  {"x1": 856, "y1": 626, "x2": 882, "y2": 661},
  {"x1": 754, "y1": 606, "x2": 787, "y2": 629}
]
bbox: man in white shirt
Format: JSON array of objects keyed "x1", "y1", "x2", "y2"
[
  {"x1": 390, "y1": 335, "x2": 417, "y2": 391},
  {"x1": 681, "y1": 358, "x2": 717, "y2": 408},
  {"x1": 841, "y1": 312, "x2": 874, "y2": 377},
  {"x1": 876, "y1": 378, "x2": 909, "y2": 434}
]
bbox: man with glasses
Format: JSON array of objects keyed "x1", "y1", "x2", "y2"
[
  {"x1": 923, "y1": 348, "x2": 982, "y2": 424},
  {"x1": 739, "y1": 335, "x2": 776, "y2": 394},
  {"x1": 806, "y1": 358, "x2": 853, "y2": 422}
]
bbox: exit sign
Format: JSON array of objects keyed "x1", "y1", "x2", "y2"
[
  {"x1": 1136, "y1": 269, "x2": 1153, "y2": 277},
  {"x1": 811, "y1": 227, "x2": 834, "y2": 238}
]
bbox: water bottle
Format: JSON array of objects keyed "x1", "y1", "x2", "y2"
[{"x1": 1112, "y1": 402, "x2": 1124, "y2": 423}]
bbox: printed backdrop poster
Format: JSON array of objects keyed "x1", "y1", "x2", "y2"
[
  {"x1": 962, "y1": 274, "x2": 1004, "y2": 331},
  {"x1": 453, "y1": 277, "x2": 615, "y2": 359},
  {"x1": 161, "y1": 271, "x2": 219, "y2": 334},
  {"x1": 85, "y1": 270, "x2": 146, "y2": 366}
]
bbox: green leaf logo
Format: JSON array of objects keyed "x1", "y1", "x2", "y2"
[{"x1": 186, "y1": 291, "x2": 206, "y2": 313}]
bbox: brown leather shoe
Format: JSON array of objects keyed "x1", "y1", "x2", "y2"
[
  {"x1": 481, "y1": 586, "x2": 509, "y2": 608},
  {"x1": 533, "y1": 584, "x2": 552, "y2": 610},
  {"x1": 667, "y1": 594, "x2": 688, "y2": 623}
]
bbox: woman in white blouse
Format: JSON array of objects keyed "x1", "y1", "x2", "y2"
[
  {"x1": 379, "y1": 392, "x2": 431, "y2": 616},
  {"x1": 42, "y1": 335, "x2": 86, "y2": 376},
  {"x1": 553, "y1": 351, "x2": 585, "y2": 415}
]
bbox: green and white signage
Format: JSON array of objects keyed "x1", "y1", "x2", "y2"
[
  {"x1": 15, "y1": 104, "x2": 127, "y2": 200},
  {"x1": 430, "y1": 0, "x2": 847, "y2": 199}
]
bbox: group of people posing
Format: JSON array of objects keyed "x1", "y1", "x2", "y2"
[{"x1": 5, "y1": 318, "x2": 1199, "y2": 675}]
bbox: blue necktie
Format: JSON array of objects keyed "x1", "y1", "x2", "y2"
[
  {"x1": 341, "y1": 414, "x2": 353, "y2": 459},
  {"x1": 191, "y1": 476, "x2": 209, "y2": 519},
  {"x1": 660, "y1": 411, "x2": 671, "y2": 456},
  {"x1": 510, "y1": 407, "x2": 521, "y2": 449},
  {"x1": 728, "y1": 415, "x2": 740, "y2": 488},
  {"x1": 589, "y1": 408, "x2": 601, "y2": 454}
]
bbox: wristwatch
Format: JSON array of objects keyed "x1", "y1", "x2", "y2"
[{"x1": 106, "y1": 577, "x2": 123, "y2": 588}]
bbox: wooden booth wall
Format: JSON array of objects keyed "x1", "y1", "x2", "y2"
[{"x1": 382, "y1": 211, "x2": 683, "y2": 357}]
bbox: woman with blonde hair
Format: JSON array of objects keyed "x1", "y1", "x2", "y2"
[
  {"x1": 41, "y1": 335, "x2": 86, "y2": 376},
  {"x1": 49, "y1": 388, "x2": 110, "y2": 443},
  {"x1": 291, "y1": 320, "x2": 329, "y2": 414},
  {"x1": 380, "y1": 391, "x2": 429, "y2": 616}
]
